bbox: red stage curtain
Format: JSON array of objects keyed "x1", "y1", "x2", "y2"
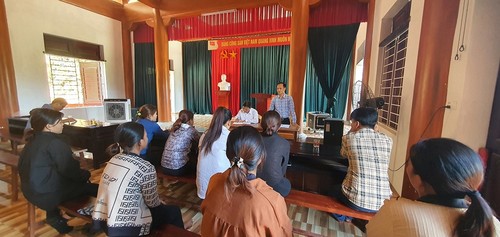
[
  {"x1": 309, "y1": 0, "x2": 368, "y2": 27},
  {"x1": 211, "y1": 48, "x2": 241, "y2": 115},
  {"x1": 167, "y1": 0, "x2": 367, "y2": 41},
  {"x1": 169, "y1": 5, "x2": 291, "y2": 41},
  {"x1": 134, "y1": 22, "x2": 154, "y2": 43}
]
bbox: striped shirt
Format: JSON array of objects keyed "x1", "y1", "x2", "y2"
[
  {"x1": 269, "y1": 94, "x2": 297, "y2": 124},
  {"x1": 340, "y1": 128, "x2": 393, "y2": 211}
]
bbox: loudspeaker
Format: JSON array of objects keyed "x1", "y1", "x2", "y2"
[
  {"x1": 323, "y1": 118, "x2": 344, "y2": 146},
  {"x1": 364, "y1": 97, "x2": 385, "y2": 109}
]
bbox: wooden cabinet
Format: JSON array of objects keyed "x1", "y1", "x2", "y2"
[
  {"x1": 62, "y1": 120, "x2": 118, "y2": 169},
  {"x1": 287, "y1": 141, "x2": 348, "y2": 195}
]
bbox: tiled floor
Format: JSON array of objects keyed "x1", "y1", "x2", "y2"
[
  {"x1": 0, "y1": 160, "x2": 364, "y2": 237},
  {"x1": 0, "y1": 115, "x2": 363, "y2": 236}
]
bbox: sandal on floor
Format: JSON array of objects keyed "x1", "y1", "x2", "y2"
[{"x1": 330, "y1": 213, "x2": 353, "y2": 223}]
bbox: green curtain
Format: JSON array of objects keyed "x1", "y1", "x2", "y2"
[
  {"x1": 240, "y1": 45, "x2": 290, "y2": 107},
  {"x1": 304, "y1": 49, "x2": 327, "y2": 117},
  {"x1": 134, "y1": 43, "x2": 157, "y2": 107},
  {"x1": 334, "y1": 58, "x2": 351, "y2": 118},
  {"x1": 307, "y1": 23, "x2": 359, "y2": 119},
  {"x1": 182, "y1": 41, "x2": 212, "y2": 114},
  {"x1": 304, "y1": 50, "x2": 352, "y2": 119}
]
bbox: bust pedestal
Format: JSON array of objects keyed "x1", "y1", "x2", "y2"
[{"x1": 217, "y1": 91, "x2": 230, "y2": 109}]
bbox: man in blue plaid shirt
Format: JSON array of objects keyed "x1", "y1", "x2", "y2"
[
  {"x1": 331, "y1": 107, "x2": 393, "y2": 222},
  {"x1": 269, "y1": 82, "x2": 297, "y2": 125}
]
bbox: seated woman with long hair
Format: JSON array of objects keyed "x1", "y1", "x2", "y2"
[
  {"x1": 196, "y1": 106, "x2": 232, "y2": 199},
  {"x1": 161, "y1": 109, "x2": 200, "y2": 176},
  {"x1": 136, "y1": 104, "x2": 169, "y2": 165},
  {"x1": 201, "y1": 126, "x2": 292, "y2": 236},
  {"x1": 18, "y1": 108, "x2": 98, "y2": 234},
  {"x1": 367, "y1": 138, "x2": 500, "y2": 236},
  {"x1": 257, "y1": 110, "x2": 291, "y2": 197},
  {"x1": 92, "y1": 122, "x2": 184, "y2": 236}
]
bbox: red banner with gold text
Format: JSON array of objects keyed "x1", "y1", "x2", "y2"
[{"x1": 208, "y1": 34, "x2": 290, "y2": 50}]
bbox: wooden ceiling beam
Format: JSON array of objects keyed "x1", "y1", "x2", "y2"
[
  {"x1": 138, "y1": 0, "x2": 158, "y2": 9},
  {"x1": 144, "y1": 0, "x2": 322, "y2": 20},
  {"x1": 60, "y1": 0, "x2": 124, "y2": 21},
  {"x1": 279, "y1": 0, "x2": 320, "y2": 11},
  {"x1": 139, "y1": 0, "x2": 279, "y2": 19},
  {"x1": 63, "y1": 0, "x2": 366, "y2": 27},
  {"x1": 124, "y1": 2, "x2": 155, "y2": 24}
]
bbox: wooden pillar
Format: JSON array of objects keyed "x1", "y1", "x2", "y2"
[
  {"x1": 401, "y1": 0, "x2": 461, "y2": 199},
  {"x1": 361, "y1": 0, "x2": 375, "y2": 85},
  {"x1": 153, "y1": 9, "x2": 172, "y2": 121},
  {"x1": 122, "y1": 23, "x2": 135, "y2": 107},
  {"x1": 288, "y1": 0, "x2": 309, "y2": 126},
  {"x1": 0, "y1": 0, "x2": 19, "y2": 130}
]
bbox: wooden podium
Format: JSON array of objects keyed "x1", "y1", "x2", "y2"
[
  {"x1": 217, "y1": 91, "x2": 230, "y2": 109},
  {"x1": 251, "y1": 93, "x2": 274, "y2": 115}
]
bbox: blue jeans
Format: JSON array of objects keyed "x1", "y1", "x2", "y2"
[{"x1": 331, "y1": 185, "x2": 377, "y2": 213}]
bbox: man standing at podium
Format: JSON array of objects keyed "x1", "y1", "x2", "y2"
[{"x1": 269, "y1": 82, "x2": 296, "y2": 125}]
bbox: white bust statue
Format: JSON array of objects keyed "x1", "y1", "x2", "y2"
[{"x1": 218, "y1": 74, "x2": 231, "y2": 91}]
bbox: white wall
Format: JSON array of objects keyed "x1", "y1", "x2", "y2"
[
  {"x1": 5, "y1": 0, "x2": 125, "y2": 118},
  {"x1": 442, "y1": 0, "x2": 500, "y2": 150},
  {"x1": 354, "y1": 22, "x2": 367, "y2": 64},
  {"x1": 367, "y1": 0, "x2": 499, "y2": 195},
  {"x1": 169, "y1": 41, "x2": 184, "y2": 113}
]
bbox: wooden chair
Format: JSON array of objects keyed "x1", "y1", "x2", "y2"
[{"x1": 0, "y1": 151, "x2": 19, "y2": 201}]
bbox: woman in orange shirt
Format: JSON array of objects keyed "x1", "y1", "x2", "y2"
[{"x1": 201, "y1": 126, "x2": 292, "y2": 237}]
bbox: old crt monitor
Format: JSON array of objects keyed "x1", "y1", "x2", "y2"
[
  {"x1": 306, "y1": 112, "x2": 330, "y2": 130},
  {"x1": 104, "y1": 99, "x2": 132, "y2": 124},
  {"x1": 324, "y1": 118, "x2": 344, "y2": 146}
]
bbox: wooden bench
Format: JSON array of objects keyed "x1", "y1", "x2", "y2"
[
  {"x1": 27, "y1": 196, "x2": 95, "y2": 237},
  {"x1": 56, "y1": 195, "x2": 199, "y2": 237},
  {"x1": 285, "y1": 189, "x2": 375, "y2": 221},
  {"x1": 156, "y1": 171, "x2": 201, "y2": 211},
  {"x1": 0, "y1": 129, "x2": 26, "y2": 155},
  {"x1": 0, "y1": 150, "x2": 19, "y2": 201},
  {"x1": 58, "y1": 195, "x2": 95, "y2": 223}
]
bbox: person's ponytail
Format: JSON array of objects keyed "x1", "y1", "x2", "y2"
[
  {"x1": 224, "y1": 157, "x2": 252, "y2": 201},
  {"x1": 170, "y1": 118, "x2": 183, "y2": 133},
  {"x1": 454, "y1": 190, "x2": 494, "y2": 237},
  {"x1": 106, "y1": 143, "x2": 121, "y2": 158},
  {"x1": 261, "y1": 110, "x2": 281, "y2": 137},
  {"x1": 223, "y1": 126, "x2": 265, "y2": 201}
]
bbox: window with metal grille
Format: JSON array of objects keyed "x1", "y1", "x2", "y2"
[
  {"x1": 377, "y1": 2, "x2": 410, "y2": 131},
  {"x1": 45, "y1": 54, "x2": 105, "y2": 106},
  {"x1": 379, "y1": 30, "x2": 408, "y2": 130},
  {"x1": 378, "y1": 30, "x2": 408, "y2": 130}
]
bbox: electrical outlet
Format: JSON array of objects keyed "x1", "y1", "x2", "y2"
[{"x1": 446, "y1": 101, "x2": 457, "y2": 109}]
